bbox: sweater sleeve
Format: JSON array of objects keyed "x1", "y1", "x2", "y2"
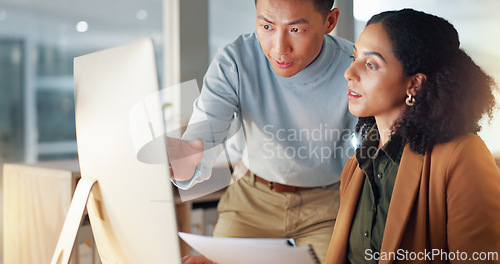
[{"x1": 173, "y1": 46, "x2": 240, "y2": 190}]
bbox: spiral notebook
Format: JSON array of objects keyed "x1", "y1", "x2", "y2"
[{"x1": 178, "y1": 232, "x2": 320, "y2": 264}]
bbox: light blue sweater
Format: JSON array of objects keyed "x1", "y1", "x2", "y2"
[{"x1": 177, "y1": 32, "x2": 357, "y2": 189}]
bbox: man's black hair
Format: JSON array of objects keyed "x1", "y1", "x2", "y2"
[{"x1": 254, "y1": 0, "x2": 335, "y2": 18}]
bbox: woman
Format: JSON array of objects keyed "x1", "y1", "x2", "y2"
[{"x1": 326, "y1": 9, "x2": 500, "y2": 264}]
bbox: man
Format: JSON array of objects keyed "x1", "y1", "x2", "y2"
[{"x1": 171, "y1": 0, "x2": 356, "y2": 262}]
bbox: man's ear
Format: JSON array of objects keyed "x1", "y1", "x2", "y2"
[
  {"x1": 325, "y1": 8, "x2": 340, "y2": 34},
  {"x1": 407, "y1": 73, "x2": 427, "y2": 96}
]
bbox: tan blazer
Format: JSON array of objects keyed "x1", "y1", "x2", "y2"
[{"x1": 326, "y1": 134, "x2": 500, "y2": 264}]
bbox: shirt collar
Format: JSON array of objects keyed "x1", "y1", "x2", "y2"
[
  {"x1": 355, "y1": 124, "x2": 404, "y2": 165},
  {"x1": 381, "y1": 134, "x2": 404, "y2": 165}
]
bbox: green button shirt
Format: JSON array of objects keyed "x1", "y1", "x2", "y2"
[{"x1": 347, "y1": 125, "x2": 404, "y2": 264}]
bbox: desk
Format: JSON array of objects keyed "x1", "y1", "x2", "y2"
[{"x1": 2, "y1": 160, "x2": 226, "y2": 263}]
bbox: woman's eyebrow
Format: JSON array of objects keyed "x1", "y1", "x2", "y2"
[{"x1": 353, "y1": 45, "x2": 387, "y2": 62}]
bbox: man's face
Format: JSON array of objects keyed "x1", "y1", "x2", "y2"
[{"x1": 255, "y1": 0, "x2": 336, "y2": 78}]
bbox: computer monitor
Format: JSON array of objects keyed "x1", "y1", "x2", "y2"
[{"x1": 51, "y1": 38, "x2": 182, "y2": 264}]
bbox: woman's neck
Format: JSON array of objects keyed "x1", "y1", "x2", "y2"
[
  {"x1": 374, "y1": 104, "x2": 407, "y2": 148},
  {"x1": 375, "y1": 116, "x2": 399, "y2": 149}
]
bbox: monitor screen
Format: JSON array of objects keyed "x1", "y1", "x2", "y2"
[{"x1": 73, "y1": 38, "x2": 181, "y2": 263}]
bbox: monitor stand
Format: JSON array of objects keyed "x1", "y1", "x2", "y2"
[{"x1": 51, "y1": 177, "x2": 98, "y2": 264}]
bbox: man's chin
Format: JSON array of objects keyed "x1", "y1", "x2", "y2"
[{"x1": 273, "y1": 67, "x2": 300, "y2": 78}]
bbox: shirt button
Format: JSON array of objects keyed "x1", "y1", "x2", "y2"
[
  {"x1": 377, "y1": 173, "x2": 383, "y2": 179},
  {"x1": 364, "y1": 231, "x2": 369, "y2": 237}
]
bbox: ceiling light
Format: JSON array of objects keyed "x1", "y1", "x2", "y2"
[{"x1": 76, "y1": 21, "x2": 89, "y2": 32}]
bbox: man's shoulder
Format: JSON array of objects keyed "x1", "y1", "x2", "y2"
[
  {"x1": 218, "y1": 32, "x2": 261, "y2": 56},
  {"x1": 210, "y1": 32, "x2": 268, "y2": 76},
  {"x1": 324, "y1": 34, "x2": 354, "y2": 56},
  {"x1": 231, "y1": 32, "x2": 259, "y2": 45}
]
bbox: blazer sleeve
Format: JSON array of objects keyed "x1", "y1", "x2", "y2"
[{"x1": 445, "y1": 135, "x2": 500, "y2": 263}]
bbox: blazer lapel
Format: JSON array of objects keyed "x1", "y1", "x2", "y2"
[
  {"x1": 379, "y1": 145, "x2": 424, "y2": 263},
  {"x1": 329, "y1": 166, "x2": 365, "y2": 263}
]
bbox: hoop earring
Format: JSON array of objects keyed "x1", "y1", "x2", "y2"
[{"x1": 406, "y1": 94, "x2": 415, "y2": 106}]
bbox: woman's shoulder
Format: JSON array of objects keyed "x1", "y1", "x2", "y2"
[
  {"x1": 429, "y1": 133, "x2": 499, "y2": 178},
  {"x1": 431, "y1": 133, "x2": 489, "y2": 158}
]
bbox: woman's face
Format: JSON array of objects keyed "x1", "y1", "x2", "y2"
[{"x1": 344, "y1": 22, "x2": 411, "y2": 122}]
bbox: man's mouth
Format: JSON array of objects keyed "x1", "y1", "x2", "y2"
[{"x1": 275, "y1": 60, "x2": 294, "y2": 69}]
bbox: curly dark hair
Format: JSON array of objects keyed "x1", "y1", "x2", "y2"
[
  {"x1": 254, "y1": 0, "x2": 335, "y2": 18},
  {"x1": 355, "y1": 9, "x2": 497, "y2": 155}
]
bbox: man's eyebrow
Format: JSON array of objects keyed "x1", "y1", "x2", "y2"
[
  {"x1": 288, "y1": 18, "x2": 309, "y2": 25},
  {"x1": 257, "y1": 15, "x2": 309, "y2": 25},
  {"x1": 353, "y1": 45, "x2": 387, "y2": 62},
  {"x1": 257, "y1": 15, "x2": 274, "y2": 24}
]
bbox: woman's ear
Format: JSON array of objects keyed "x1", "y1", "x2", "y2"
[{"x1": 407, "y1": 73, "x2": 427, "y2": 96}]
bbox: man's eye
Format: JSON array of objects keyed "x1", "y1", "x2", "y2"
[
  {"x1": 263, "y1": 25, "x2": 271, "y2": 30},
  {"x1": 291, "y1": 28, "x2": 300, "y2": 33}
]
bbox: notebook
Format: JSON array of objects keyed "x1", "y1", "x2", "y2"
[{"x1": 179, "y1": 232, "x2": 320, "y2": 264}]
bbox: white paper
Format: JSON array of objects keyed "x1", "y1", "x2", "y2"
[{"x1": 178, "y1": 232, "x2": 319, "y2": 264}]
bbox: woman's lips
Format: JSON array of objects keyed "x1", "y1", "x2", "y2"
[{"x1": 347, "y1": 89, "x2": 362, "y2": 100}]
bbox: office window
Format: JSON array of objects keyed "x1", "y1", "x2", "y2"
[
  {"x1": 0, "y1": 39, "x2": 24, "y2": 163},
  {"x1": 0, "y1": 1, "x2": 162, "y2": 163}
]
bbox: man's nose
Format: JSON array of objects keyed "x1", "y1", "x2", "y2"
[{"x1": 273, "y1": 31, "x2": 292, "y2": 56}]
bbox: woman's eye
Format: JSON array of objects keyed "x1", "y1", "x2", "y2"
[
  {"x1": 349, "y1": 55, "x2": 357, "y2": 62},
  {"x1": 263, "y1": 25, "x2": 271, "y2": 30},
  {"x1": 366, "y1": 62, "x2": 377, "y2": 70}
]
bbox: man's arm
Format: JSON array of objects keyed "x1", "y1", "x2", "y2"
[{"x1": 172, "y1": 45, "x2": 240, "y2": 190}]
